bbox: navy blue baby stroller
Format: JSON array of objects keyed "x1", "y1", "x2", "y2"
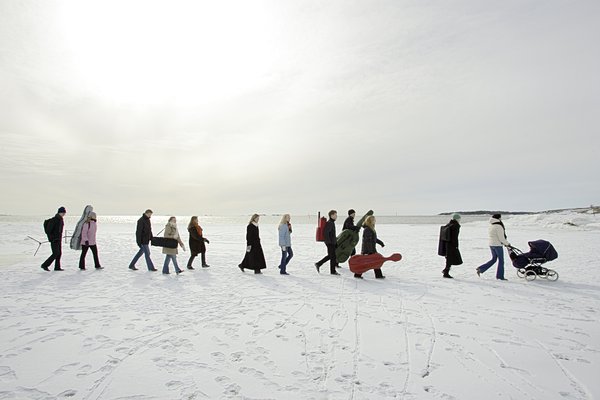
[{"x1": 508, "y1": 240, "x2": 559, "y2": 281}]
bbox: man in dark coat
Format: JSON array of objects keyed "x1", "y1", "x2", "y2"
[
  {"x1": 128, "y1": 209, "x2": 156, "y2": 271},
  {"x1": 41, "y1": 207, "x2": 66, "y2": 271},
  {"x1": 315, "y1": 210, "x2": 340, "y2": 275},
  {"x1": 439, "y1": 213, "x2": 463, "y2": 278},
  {"x1": 343, "y1": 209, "x2": 359, "y2": 256}
]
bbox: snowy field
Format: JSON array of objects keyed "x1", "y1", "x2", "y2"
[{"x1": 0, "y1": 213, "x2": 599, "y2": 399}]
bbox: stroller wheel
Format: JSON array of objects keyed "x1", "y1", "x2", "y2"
[
  {"x1": 546, "y1": 270, "x2": 559, "y2": 281},
  {"x1": 525, "y1": 270, "x2": 537, "y2": 281},
  {"x1": 516, "y1": 268, "x2": 527, "y2": 278}
]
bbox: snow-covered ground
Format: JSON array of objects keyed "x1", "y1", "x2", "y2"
[{"x1": 0, "y1": 212, "x2": 599, "y2": 399}]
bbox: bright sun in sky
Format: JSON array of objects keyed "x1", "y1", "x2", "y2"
[{"x1": 56, "y1": 1, "x2": 278, "y2": 107}]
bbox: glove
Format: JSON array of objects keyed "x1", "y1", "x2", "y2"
[
  {"x1": 246, "y1": 245, "x2": 251, "y2": 252},
  {"x1": 205, "y1": 239, "x2": 210, "y2": 244},
  {"x1": 380, "y1": 242, "x2": 385, "y2": 247}
]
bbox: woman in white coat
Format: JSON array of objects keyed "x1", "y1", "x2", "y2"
[{"x1": 476, "y1": 214, "x2": 511, "y2": 280}]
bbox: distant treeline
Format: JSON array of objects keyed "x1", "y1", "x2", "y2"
[
  {"x1": 438, "y1": 211, "x2": 533, "y2": 216},
  {"x1": 439, "y1": 207, "x2": 598, "y2": 216}
]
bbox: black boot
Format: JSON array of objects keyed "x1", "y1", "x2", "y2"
[
  {"x1": 201, "y1": 253, "x2": 209, "y2": 268},
  {"x1": 442, "y1": 264, "x2": 452, "y2": 279}
]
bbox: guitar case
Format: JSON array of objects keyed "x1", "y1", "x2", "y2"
[
  {"x1": 151, "y1": 237, "x2": 178, "y2": 249},
  {"x1": 70, "y1": 205, "x2": 94, "y2": 251},
  {"x1": 348, "y1": 253, "x2": 402, "y2": 274}
]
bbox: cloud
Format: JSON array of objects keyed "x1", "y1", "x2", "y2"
[{"x1": 1, "y1": 0, "x2": 599, "y2": 215}]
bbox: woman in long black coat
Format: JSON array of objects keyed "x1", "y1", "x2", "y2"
[
  {"x1": 441, "y1": 213, "x2": 463, "y2": 278},
  {"x1": 239, "y1": 214, "x2": 267, "y2": 274}
]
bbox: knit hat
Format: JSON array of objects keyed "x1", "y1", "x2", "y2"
[
  {"x1": 492, "y1": 213, "x2": 502, "y2": 219},
  {"x1": 452, "y1": 213, "x2": 461, "y2": 221},
  {"x1": 348, "y1": 209, "x2": 356, "y2": 216},
  {"x1": 58, "y1": 206, "x2": 66, "y2": 214}
]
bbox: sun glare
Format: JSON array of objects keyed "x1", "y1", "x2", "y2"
[{"x1": 56, "y1": 1, "x2": 277, "y2": 107}]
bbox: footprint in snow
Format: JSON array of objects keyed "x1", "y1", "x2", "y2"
[
  {"x1": 230, "y1": 352, "x2": 245, "y2": 362},
  {"x1": 0, "y1": 366, "x2": 17, "y2": 382}
]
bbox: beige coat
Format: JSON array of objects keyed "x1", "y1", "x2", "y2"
[
  {"x1": 162, "y1": 223, "x2": 184, "y2": 255},
  {"x1": 488, "y1": 218, "x2": 510, "y2": 247}
]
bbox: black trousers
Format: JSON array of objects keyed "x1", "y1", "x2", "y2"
[
  {"x1": 355, "y1": 268, "x2": 384, "y2": 278},
  {"x1": 187, "y1": 252, "x2": 206, "y2": 267},
  {"x1": 42, "y1": 241, "x2": 62, "y2": 269},
  {"x1": 354, "y1": 252, "x2": 383, "y2": 278},
  {"x1": 80, "y1": 245, "x2": 101, "y2": 268},
  {"x1": 316, "y1": 244, "x2": 337, "y2": 274}
]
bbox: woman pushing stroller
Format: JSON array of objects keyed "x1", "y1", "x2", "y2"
[{"x1": 476, "y1": 214, "x2": 511, "y2": 280}]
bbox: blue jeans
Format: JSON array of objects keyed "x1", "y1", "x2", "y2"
[
  {"x1": 279, "y1": 247, "x2": 294, "y2": 273},
  {"x1": 163, "y1": 255, "x2": 182, "y2": 274},
  {"x1": 130, "y1": 244, "x2": 155, "y2": 270},
  {"x1": 478, "y1": 246, "x2": 505, "y2": 279}
]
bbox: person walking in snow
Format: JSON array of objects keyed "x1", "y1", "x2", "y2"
[
  {"x1": 354, "y1": 215, "x2": 386, "y2": 279},
  {"x1": 476, "y1": 214, "x2": 511, "y2": 280},
  {"x1": 79, "y1": 211, "x2": 102, "y2": 270},
  {"x1": 162, "y1": 216, "x2": 186, "y2": 275},
  {"x1": 439, "y1": 213, "x2": 462, "y2": 279},
  {"x1": 129, "y1": 209, "x2": 156, "y2": 271},
  {"x1": 239, "y1": 214, "x2": 267, "y2": 274},
  {"x1": 315, "y1": 210, "x2": 340, "y2": 275},
  {"x1": 278, "y1": 214, "x2": 293, "y2": 275},
  {"x1": 343, "y1": 209, "x2": 360, "y2": 256},
  {"x1": 187, "y1": 216, "x2": 210, "y2": 269},
  {"x1": 41, "y1": 206, "x2": 66, "y2": 271}
]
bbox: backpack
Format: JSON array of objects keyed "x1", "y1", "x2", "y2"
[
  {"x1": 437, "y1": 224, "x2": 451, "y2": 257},
  {"x1": 43, "y1": 218, "x2": 52, "y2": 235},
  {"x1": 439, "y1": 224, "x2": 451, "y2": 242},
  {"x1": 316, "y1": 216, "x2": 327, "y2": 242}
]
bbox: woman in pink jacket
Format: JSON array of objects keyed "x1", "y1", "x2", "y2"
[{"x1": 79, "y1": 212, "x2": 103, "y2": 270}]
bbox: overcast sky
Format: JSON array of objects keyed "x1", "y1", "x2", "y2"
[{"x1": 1, "y1": 0, "x2": 599, "y2": 216}]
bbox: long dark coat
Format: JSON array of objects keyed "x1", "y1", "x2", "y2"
[
  {"x1": 188, "y1": 226, "x2": 207, "y2": 256},
  {"x1": 240, "y1": 223, "x2": 266, "y2": 270},
  {"x1": 361, "y1": 226, "x2": 384, "y2": 255},
  {"x1": 442, "y1": 219, "x2": 463, "y2": 265}
]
